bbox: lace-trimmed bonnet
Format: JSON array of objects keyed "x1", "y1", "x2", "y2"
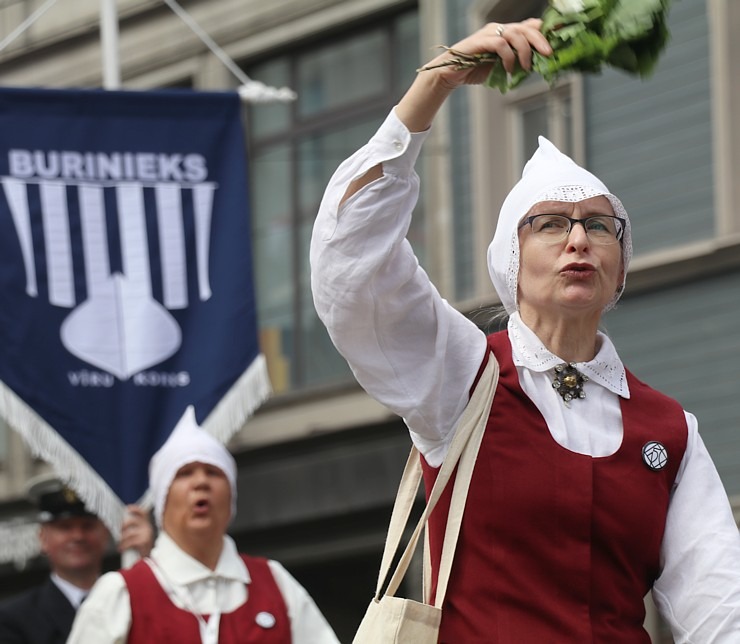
[{"x1": 487, "y1": 136, "x2": 633, "y2": 314}]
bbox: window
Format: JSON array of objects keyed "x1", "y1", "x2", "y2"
[
  {"x1": 506, "y1": 79, "x2": 577, "y2": 174},
  {"x1": 246, "y1": 9, "x2": 420, "y2": 394},
  {"x1": 491, "y1": 0, "x2": 580, "y2": 172}
]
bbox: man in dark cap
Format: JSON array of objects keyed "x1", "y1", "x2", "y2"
[{"x1": 0, "y1": 474, "x2": 153, "y2": 644}]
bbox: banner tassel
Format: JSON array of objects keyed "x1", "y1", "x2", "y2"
[{"x1": 0, "y1": 379, "x2": 126, "y2": 543}]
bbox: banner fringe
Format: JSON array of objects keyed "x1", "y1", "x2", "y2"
[
  {"x1": 202, "y1": 353, "x2": 272, "y2": 444},
  {"x1": 0, "y1": 520, "x2": 41, "y2": 568},
  {"x1": 0, "y1": 379, "x2": 126, "y2": 552},
  {"x1": 0, "y1": 354, "x2": 270, "y2": 564}
]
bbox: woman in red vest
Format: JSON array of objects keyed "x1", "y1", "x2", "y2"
[
  {"x1": 67, "y1": 407, "x2": 340, "y2": 644},
  {"x1": 311, "y1": 18, "x2": 740, "y2": 643}
]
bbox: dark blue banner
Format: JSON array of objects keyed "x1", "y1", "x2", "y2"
[{"x1": 0, "y1": 87, "x2": 270, "y2": 533}]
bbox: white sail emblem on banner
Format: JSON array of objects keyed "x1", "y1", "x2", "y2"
[{"x1": 1, "y1": 176, "x2": 216, "y2": 380}]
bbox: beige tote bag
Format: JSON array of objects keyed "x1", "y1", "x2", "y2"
[{"x1": 353, "y1": 353, "x2": 499, "y2": 644}]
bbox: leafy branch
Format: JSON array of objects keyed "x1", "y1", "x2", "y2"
[{"x1": 417, "y1": 0, "x2": 674, "y2": 93}]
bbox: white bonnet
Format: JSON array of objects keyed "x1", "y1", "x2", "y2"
[
  {"x1": 487, "y1": 136, "x2": 633, "y2": 313},
  {"x1": 149, "y1": 405, "x2": 237, "y2": 528}
]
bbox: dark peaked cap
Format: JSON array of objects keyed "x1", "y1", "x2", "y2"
[{"x1": 27, "y1": 473, "x2": 98, "y2": 523}]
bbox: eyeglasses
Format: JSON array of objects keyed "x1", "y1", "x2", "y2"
[{"x1": 518, "y1": 214, "x2": 626, "y2": 245}]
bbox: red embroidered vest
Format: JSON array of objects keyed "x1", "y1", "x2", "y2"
[
  {"x1": 120, "y1": 554, "x2": 291, "y2": 643},
  {"x1": 422, "y1": 331, "x2": 687, "y2": 643}
]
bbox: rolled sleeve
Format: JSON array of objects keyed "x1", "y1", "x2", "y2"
[{"x1": 310, "y1": 108, "x2": 486, "y2": 453}]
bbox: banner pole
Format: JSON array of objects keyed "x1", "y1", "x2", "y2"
[{"x1": 100, "y1": 0, "x2": 121, "y2": 89}]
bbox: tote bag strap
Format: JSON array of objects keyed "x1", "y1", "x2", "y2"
[
  {"x1": 374, "y1": 352, "x2": 499, "y2": 606},
  {"x1": 432, "y1": 358, "x2": 495, "y2": 605}
]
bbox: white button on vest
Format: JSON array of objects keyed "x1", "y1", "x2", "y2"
[{"x1": 255, "y1": 611, "x2": 276, "y2": 629}]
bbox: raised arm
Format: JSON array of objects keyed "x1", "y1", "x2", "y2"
[
  {"x1": 312, "y1": 20, "x2": 551, "y2": 462},
  {"x1": 397, "y1": 18, "x2": 550, "y2": 130},
  {"x1": 340, "y1": 19, "x2": 551, "y2": 207}
]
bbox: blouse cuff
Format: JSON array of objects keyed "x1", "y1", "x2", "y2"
[{"x1": 366, "y1": 107, "x2": 430, "y2": 176}]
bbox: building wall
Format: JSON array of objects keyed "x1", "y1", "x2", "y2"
[{"x1": 1, "y1": 0, "x2": 407, "y2": 89}]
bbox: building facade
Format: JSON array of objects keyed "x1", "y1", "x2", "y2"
[{"x1": 0, "y1": 0, "x2": 738, "y2": 641}]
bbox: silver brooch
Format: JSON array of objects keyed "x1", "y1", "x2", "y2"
[{"x1": 552, "y1": 363, "x2": 588, "y2": 405}]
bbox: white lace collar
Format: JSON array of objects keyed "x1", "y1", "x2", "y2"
[{"x1": 508, "y1": 312, "x2": 630, "y2": 398}]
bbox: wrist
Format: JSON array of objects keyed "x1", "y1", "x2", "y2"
[{"x1": 396, "y1": 70, "x2": 455, "y2": 133}]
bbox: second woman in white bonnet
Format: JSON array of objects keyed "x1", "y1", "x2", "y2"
[
  {"x1": 69, "y1": 407, "x2": 340, "y2": 643},
  {"x1": 311, "y1": 17, "x2": 740, "y2": 643}
]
